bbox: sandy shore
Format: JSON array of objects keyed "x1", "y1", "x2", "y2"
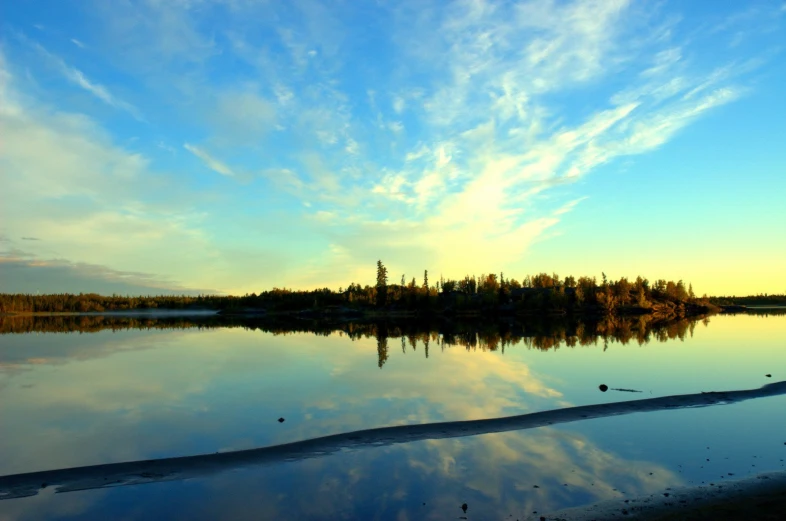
[{"x1": 2, "y1": 381, "x2": 785, "y2": 501}]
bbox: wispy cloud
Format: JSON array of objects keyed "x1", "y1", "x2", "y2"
[
  {"x1": 24, "y1": 36, "x2": 144, "y2": 120},
  {"x1": 70, "y1": 38, "x2": 86, "y2": 49},
  {"x1": 0, "y1": 54, "x2": 239, "y2": 293},
  {"x1": 345, "y1": 138, "x2": 359, "y2": 155},
  {"x1": 209, "y1": 88, "x2": 277, "y2": 144},
  {"x1": 183, "y1": 144, "x2": 236, "y2": 177},
  {"x1": 156, "y1": 141, "x2": 176, "y2": 154},
  {"x1": 2, "y1": 0, "x2": 782, "y2": 294},
  {"x1": 266, "y1": 0, "x2": 769, "y2": 286}
]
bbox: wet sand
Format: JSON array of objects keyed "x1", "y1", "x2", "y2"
[{"x1": 2, "y1": 381, "x2": 785, "y2": 501}]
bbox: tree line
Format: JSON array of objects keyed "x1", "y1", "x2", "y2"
[
  {"x1": 0, "y1": 293, "x2": 225, "y2": 314},
  {"x1": 0, "y1": 260, "x2": 711, "y2": 316},
  {"x1": 708, "y1": 294, "x2": 786, "y2": 306}
]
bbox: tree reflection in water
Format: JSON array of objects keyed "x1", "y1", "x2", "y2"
[{"x1": 4, "y1": 311, "x2": 777, "y2": 368}]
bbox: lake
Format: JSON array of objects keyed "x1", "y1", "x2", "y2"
[{"x1": 0, "y1": 312, "x2": 784, "y2": 520}]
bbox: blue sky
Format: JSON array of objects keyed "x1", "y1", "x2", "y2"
[{"x1": 1, "y1": 0, "x2": 784, "y2": 296}]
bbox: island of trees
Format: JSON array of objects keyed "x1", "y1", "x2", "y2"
[{"x1": 0, "y1": 261, "x2": 726, "y2": 320}]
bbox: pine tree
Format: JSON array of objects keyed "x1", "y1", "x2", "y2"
[{"x1": 376, "y1": 260, "x2": 388, "y2": 307}]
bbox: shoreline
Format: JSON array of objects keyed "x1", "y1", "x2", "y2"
[
  {"x1": 2, "y1": 381, "x2": 784, "y2": 500},
  {"x1": 0, "y1": 310, "x2": 219, "y2": 317},
  {"x1": 1, "y1": 305, "x2": 715, "y2": 320}
]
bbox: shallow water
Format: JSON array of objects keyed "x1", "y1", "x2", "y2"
[{"x1": 0, "y1": 313, "x2": 784, "y2": 520}]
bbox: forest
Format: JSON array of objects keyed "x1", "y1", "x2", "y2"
[
  {"x1": 708, "y1": 294, "x2": 786, "y2": 306},
  {"x1": 0, "y1": 260, "x2": 718, "y2": 317}
]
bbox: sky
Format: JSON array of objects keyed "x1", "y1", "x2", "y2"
[{"x1": 1, "y1": 0, "x2": 785, "y2": 297}]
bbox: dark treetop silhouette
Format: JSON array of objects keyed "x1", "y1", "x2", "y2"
[{"x1": 0, "y1": 261, "x2": 720, "y2": 319}]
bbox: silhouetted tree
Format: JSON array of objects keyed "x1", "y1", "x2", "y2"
[
  {"x1": 376, "y1": 260, "x2": 388, "y2": 307},
  {"x1": 666, "y1": 280, "x2": 677, "y2": 299},
  {"x1": 676, "y1": 280, "x2": 688, "y2": 301},
  {"x1": 616, "y1": 277, "x2": 631, "y2": 305},
  {"x1": 0, "y1": 267, "x2": 718, "y2": 319}
]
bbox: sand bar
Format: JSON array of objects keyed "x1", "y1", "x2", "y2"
[{"x1": 2, "y1": 381, "x2": 784, "y2": 501}]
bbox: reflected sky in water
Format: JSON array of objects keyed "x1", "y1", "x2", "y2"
[{"x1": 1, "y1": 313, "x2": 785, "y2": 520}]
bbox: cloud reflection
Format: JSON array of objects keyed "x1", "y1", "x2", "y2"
[{"x1": 1, "y1": 316, "x2": 785, "y2": 519}]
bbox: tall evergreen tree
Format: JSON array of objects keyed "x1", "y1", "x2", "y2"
[{"x1": 376, "y1": 260, "x2": 388, "y2": 307}]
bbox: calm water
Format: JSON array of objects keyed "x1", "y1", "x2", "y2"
[{"x1": 0, "y1": 313, "x2": 784, "y2": 520}]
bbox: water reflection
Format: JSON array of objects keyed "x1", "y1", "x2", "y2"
[
  {"x1": 0, "y1": 312, "x2": 784, "y2": 520},
  {"x1": 0, "y1": 312, "x2": 718, "y2": 368},
  {"x1": 3, "y1": 381, "x2": 783, "y2": 500}
]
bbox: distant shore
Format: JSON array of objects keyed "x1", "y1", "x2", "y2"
[
  {"x1": 0, "y1": 306, "x2": 710, "y2": 321},
  {"x1": 0, "y1": 275, "x2": 728, "y2": 318},
  {"x1": 0, "y1": 303, "x2": 746, "y2": 319},
  {"x1": 4, "y1": 303, "x2": 783, "y2": 322},
  {"x1": 0, "y1": 310, "x2": 219, "y2": 317}
]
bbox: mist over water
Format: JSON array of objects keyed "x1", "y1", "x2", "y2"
[{"x1": 0, "y1": 312, "x2": 784, "y2": 519}]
